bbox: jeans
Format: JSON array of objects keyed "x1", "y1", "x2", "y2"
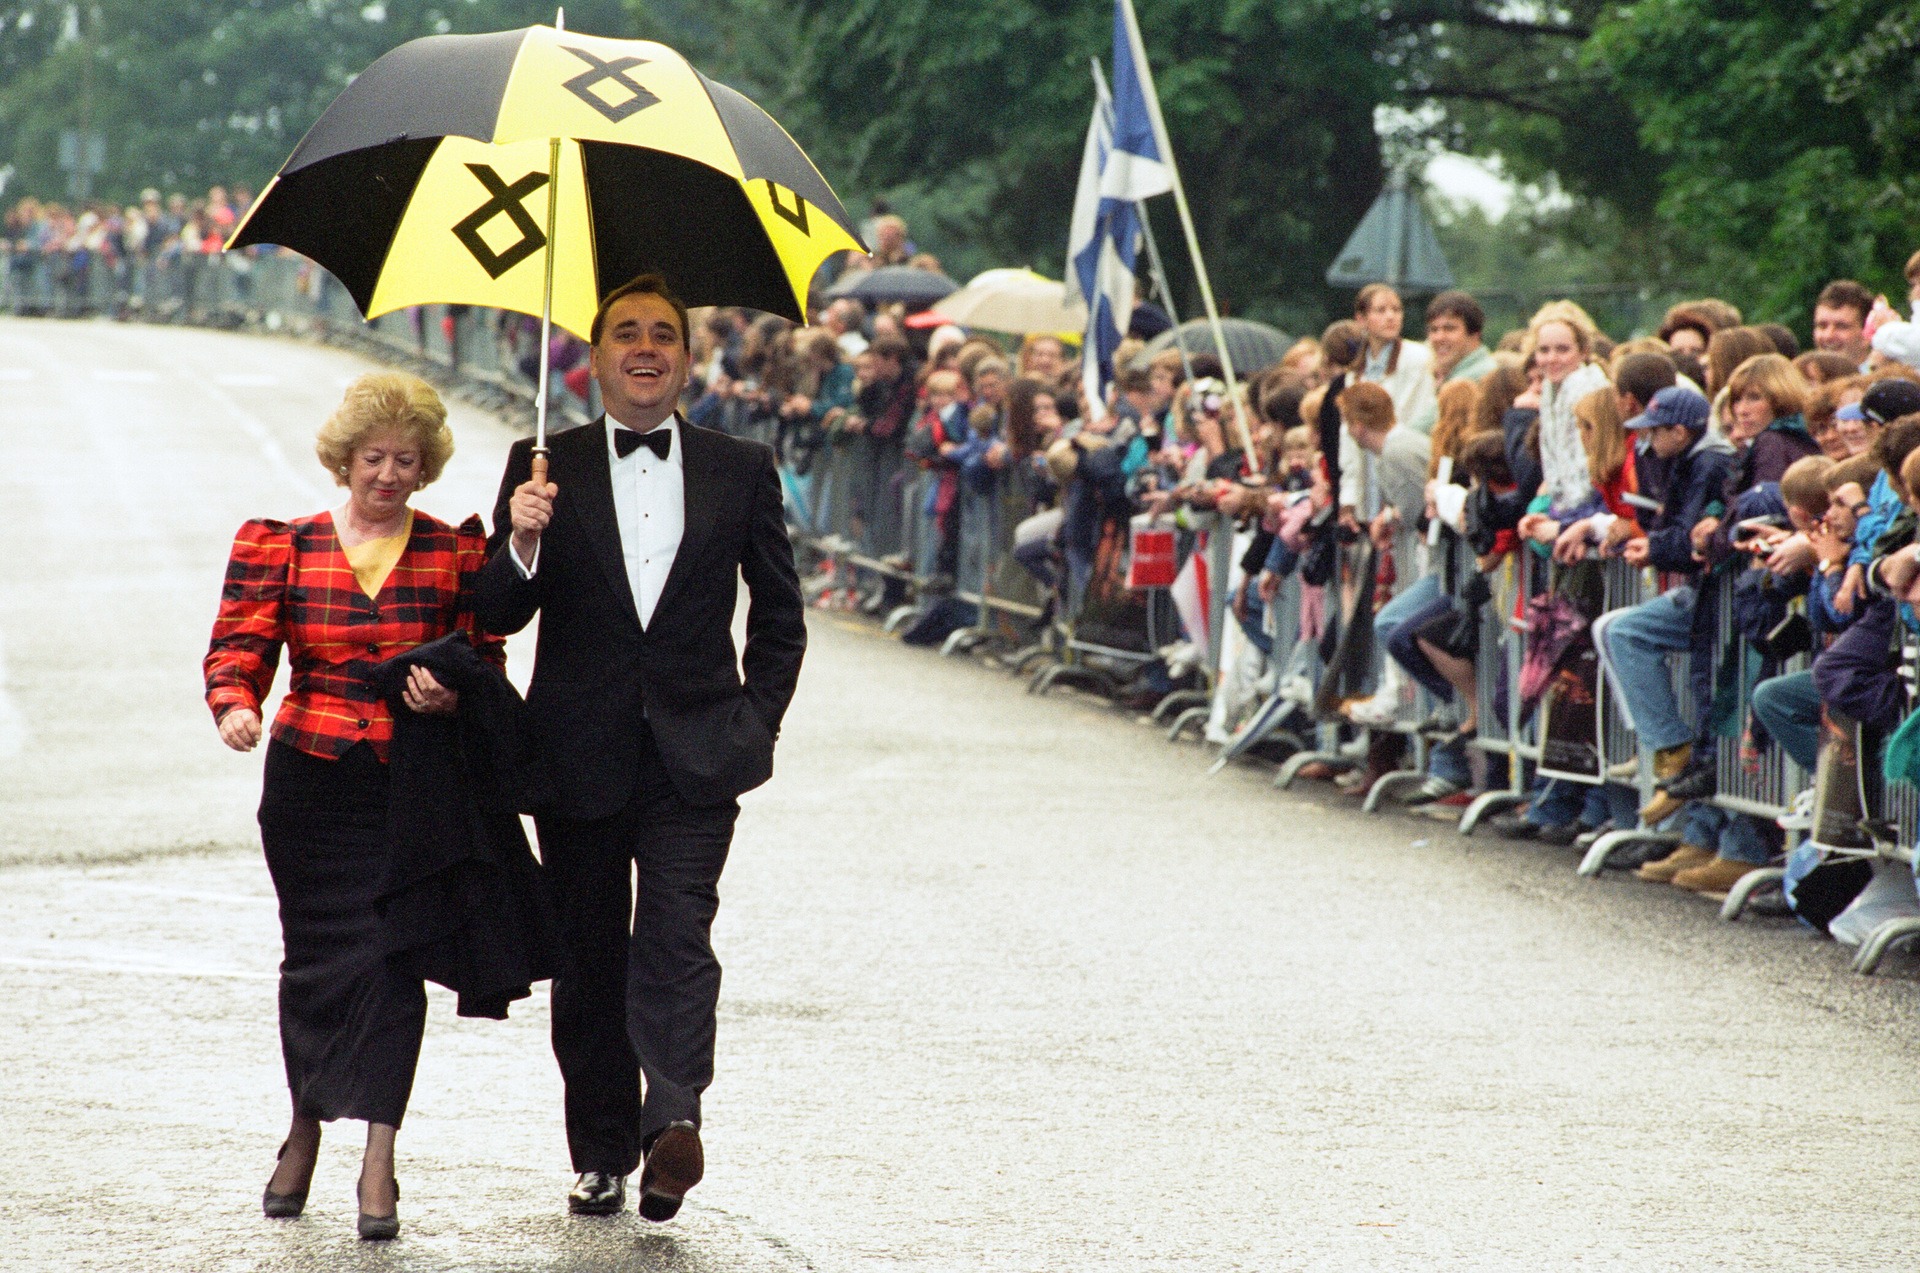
[
  {"x1": 1751, "y1": 670, "x2": 1820, "y2": 772},
  {"x1": 1681, "y1": 804, "x2": 1778, "y2": 865},
  {"x1": 1376, "y1": 574, "x2": 1455, "y2": 701},
  {"x1": 1600, "y1": 588, "x2": 1697, "y2": 752}
]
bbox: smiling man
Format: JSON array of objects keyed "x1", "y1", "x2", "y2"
[{"x1": 475, "y1": 273, "x2": 807, "y2": 1225}]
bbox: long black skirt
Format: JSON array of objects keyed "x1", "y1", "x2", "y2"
[{"x1": 259, "y1": 740, "x2": 426, "y2": 1128}]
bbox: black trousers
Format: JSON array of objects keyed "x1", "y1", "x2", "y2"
[
  {"x1": 258, "y1": 740, "x2": 427, "y2": 1129},
  {"x1": 538, "y1": 729, "x2": 737, "y2": 1176}
]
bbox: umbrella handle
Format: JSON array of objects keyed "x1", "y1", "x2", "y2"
[{"x1": 531, "y1": 448, "x2": 550, "y2": 489}]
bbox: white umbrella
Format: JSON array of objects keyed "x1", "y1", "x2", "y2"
[{"x1": 929, "y1": 267, "x2": 1086, "y2": 334}]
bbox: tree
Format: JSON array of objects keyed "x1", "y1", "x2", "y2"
[{"x1": 0, "y1": 0, "x2": 633, "y2": 206}]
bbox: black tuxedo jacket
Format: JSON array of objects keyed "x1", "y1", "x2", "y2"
[{"x1": 475, "y1": 417, "x2": 806, "y2": 817}]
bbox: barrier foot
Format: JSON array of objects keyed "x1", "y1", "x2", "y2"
[
  {"x1": 1275, "y1": 750, "x2": 1347, "y2": 790},
  {"x1": 939, "y1": 628, "x2": 988, "y2": 659},
  {"x1": 1150, "y1": 690, "x2": 1209, "y2": 723},
  {"x1": 1361, "y1": 769, "x2": 1427, "y2": 815},
  {"x1": 1458, "y1": 789, "x2": 1525, "y2": 837},
  {"x1": 1001, "y1": 643, "x2": 1052, "y2": 674},
  {"x1": 882, "y1": 604, "x2": 919, "y2": 634},
  {"x1": 1852, "y1": 917, "x2": 1920, "y2": 975},
  {"x1": 1030, "y1": 663, "x2": 1113, "y2": 698},
  {"x1": 1718, "y1": 867, "x2": 1785, "y2": 922},
  {"x1": 1577, "y1": 830, "x2": 1681, "y2": 878},
  {"x1": 1166, "y1": 705, "x2": 1210, "y2": 743}
]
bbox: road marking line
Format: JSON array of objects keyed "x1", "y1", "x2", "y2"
[
  {"x1": 90, "y1": 369, "x2": 160, "y2": 383},
  {"x1": 0, "y1": 955, "x2": 276, "y2": 982}
]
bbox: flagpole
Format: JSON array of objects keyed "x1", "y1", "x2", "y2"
[
  {"x1": 1090, "y1": 57, "x2": 1191, "y2": 384},
  {"x1": 1116, "y1": 0, "x2": 1254, "y2": 461}
]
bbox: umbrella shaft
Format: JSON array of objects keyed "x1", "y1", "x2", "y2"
[{"x1": 534, "y1": 136, "x2": 563, "y2": 453}]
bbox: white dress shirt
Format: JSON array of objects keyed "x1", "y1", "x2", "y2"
[{"x1": 511, "y1": 414, "x2": 685, "y2": 629}]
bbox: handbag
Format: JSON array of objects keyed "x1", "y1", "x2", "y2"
[{"x1": 1126, "y1": 520, "x2": 1178, "y2": 590}]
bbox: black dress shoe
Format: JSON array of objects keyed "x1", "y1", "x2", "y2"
[
  {"x1": 638, "y1": 1122, "x2": 704, "y2": 1223},
  {"x1": 567, "y1": 1171, "x2": 626, "y2": 1216},
  {"x1": 356, "y1": 1176, "x2": 399, "y2": 1241},
  {"x1": 262, "y1": 1140, "x2": 309, "y2": 1219}
]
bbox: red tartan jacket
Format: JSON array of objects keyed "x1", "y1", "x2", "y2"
[{"x1": 204, "y1": 510, "x2": 505, "y2": 761}]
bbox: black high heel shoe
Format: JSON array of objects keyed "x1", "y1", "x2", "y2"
[
  {"x1": 262, "y1": 1141, "x2": 310, "y2": 1219},
  {"x1": 356, "y1": 1175, "x2": 400, "y2": 1241}
]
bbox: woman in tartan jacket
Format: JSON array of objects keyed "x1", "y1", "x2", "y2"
[{"x1": 203, "y1": 371, "x2": 502, "y2": 1240}]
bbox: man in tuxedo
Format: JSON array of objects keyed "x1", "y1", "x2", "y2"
[{"x1": 475, "y1": 274, "x2": 806, "y2": 1223}]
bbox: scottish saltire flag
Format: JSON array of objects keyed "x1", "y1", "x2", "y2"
[{"x1": 1068, "y1": 9, "x2": 1173, "y2": 419}]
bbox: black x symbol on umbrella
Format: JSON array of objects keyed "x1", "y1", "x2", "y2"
[
  {"x1": 451, "y1": 164, "x2": 551, "y2": 279},
  {"x1": 560, "y1": 47, "x2": 661, "y2": 123}
]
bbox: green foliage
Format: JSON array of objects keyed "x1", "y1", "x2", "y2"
[
  {"x1": 0, "y1": 0, "x2": 634, "y2": 204},
  {"x1": 1584, "y1": 0, "x2": 1920, "y2": 325}
]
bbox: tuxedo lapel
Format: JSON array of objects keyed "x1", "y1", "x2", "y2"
[
  {"x1": 653, "y1": 420, "x2": 718, "y2": 620},
  {"x1": 565, "y1": 419, "x2": 642, "y2": 629}
]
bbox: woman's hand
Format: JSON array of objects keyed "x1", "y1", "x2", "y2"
[
  {"x1": 1552, "y1": 520, "x2": 1591, "y2": 564},
  {"x1": 1834, "y1": 562, "x2": 1865, "y2": 615},
  {"x1": 1622, "y1": 537, "x2": 1651, "y2": 567},
  {"x1": 1514, "y1": 385, "x2": 1542, "y2": 410},
  {"x1": 218, "y1": 708, "x2": 263, "y2": 753},
  {"x1": 403, "y1": 666, "x2": 459, "y2": 716},
  {"x1": 1518, "y1": 513, "x2": 1560, "y2": 546}
]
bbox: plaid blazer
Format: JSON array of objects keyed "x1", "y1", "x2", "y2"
[{"x1": 204, "y1": 510, "x2": 505, "y2": 761}]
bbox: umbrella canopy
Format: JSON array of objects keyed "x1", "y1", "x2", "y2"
[
  {"x1": 1133, "y1": 317, "x2": 1294, "y2": 376},
  {"x1": 229, "y1": 24, "x2": 864, "y2": 335},
  {"x1": 930, "y1": 268, "x2": 1085, "y2": 334},
  {"x1": 825, "y1": 264, "x2": 958, "y2": 307}
]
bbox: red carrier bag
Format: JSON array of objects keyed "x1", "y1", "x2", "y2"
[{"x1": 1126, "y1": 519, "x2": 1177, "y2": 590}]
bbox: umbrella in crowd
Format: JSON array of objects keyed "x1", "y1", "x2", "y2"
[
  {"x1": 928, "y1": 267, "x2": 1085, "y2": 334},
  {"x1": 1133, "y1": 316, "x2": 1292, "y2": 376},
  {"x1": 825, "y1": 263, "x2": 958, "y2": 308},
  {"x1": 230, "y1": 23, "x2": 865, "y2": 475}
]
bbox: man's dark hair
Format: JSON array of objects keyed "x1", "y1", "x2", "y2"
[
  {"x1": 1670, "y1": 349, "x2": 1707, "y2": 390},
  {"x1": 591, "y1": 273, "x2": 689, "y2": 348},
  {"x1": 1459, "y1": 430, "x2": 1512, "y2": 486},
  {"x1": 1118, "y1": 365, "x2": 1154, "y2": 394},
  {"x1": 1758, "y1": 322, "x2": 1800, "y2": 359},
  {"x1": 1870, "y1": 414, "x2": 1920, "y2": 478},
  {"x1": 1615, "y1": 351, "x2": 1678, "y2": 408},
  {"x1": 1425, "y1": 289, "x2": 1484, "y2": 337},
  {"x1": 1817, "y1": 279, "x2": 1875, "y2": 322},
  {"x1": 868, "y1": 334, "x2": 910, "y2": 365},
  {"x1": 1187, "y1": 352, "x2": 1224, "y2": 382}
]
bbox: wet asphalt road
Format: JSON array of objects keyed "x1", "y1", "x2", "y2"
[{"x1": 5, "y1": 317, "x2": 1920, "y2": 1271}]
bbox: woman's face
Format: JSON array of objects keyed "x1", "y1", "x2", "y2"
[
  {"x1": 1362, "y1": 291, "x2": 1404, "y2": 343},
  {"x1": 1533, "y1": 321, "x2": 1583, "y2": 385},
  {"x1": 346, "y1": 428, "x2": 423, "y2": 520},
  {"x1": 1032, "y1": 393, "x2": 1062, "y2": 434},
  {"x1": 1728, "y1": 390, "x2": 1777, "y2": 444}
]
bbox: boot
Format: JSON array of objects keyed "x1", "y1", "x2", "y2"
[
  {"x1": 1671, "y1": 856, "x2": 1761, "y2": 896},
  {"x1": 1638, "y1": 743, "x2": 1696, "y2": 824},
  {"x1": 1637, "y1": 842, "x2": 1714, "y2": 883}
]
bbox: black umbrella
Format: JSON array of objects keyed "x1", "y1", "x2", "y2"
[
  {"x1": 1133, "y1": 317, "x2": 1293, "y2": 376},
  {"x1": 826, "y1": 264, "x2": 959, "y2": 308}
]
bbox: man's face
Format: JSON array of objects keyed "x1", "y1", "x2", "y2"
[
  {"x1": 591, "y1": 292, "x2": 690, "y2": 426},
  {"x1": 1026, "y1": 338, "x2": 1065, "y2": 380},
  {"x1": 1426, "y1": 314, "x2": 1473, "y2": 365},
  {"x1": 1668, "y1": 327, "x2": 1707, "y2": 358},
  {"x1": 1814, "y1": 304, "x2": 1868, "y2": 359}
]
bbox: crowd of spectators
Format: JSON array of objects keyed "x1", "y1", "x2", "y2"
[
  {"x1": 3, "y1": 184, "x2": 258, "y2": 308},
  {"x1": 687, "y1": 220, "x2": 1920, "y2": 945}
]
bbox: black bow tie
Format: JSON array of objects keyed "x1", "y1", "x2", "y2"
[{"x1": 614, "y1": 426, "x2": 672, "y2": 461}]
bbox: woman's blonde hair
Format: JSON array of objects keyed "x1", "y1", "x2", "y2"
[
  {"x1": 315, "y1": 371, "x2": 452, "y2": 488},
  {"x1": 1574, "y1": 387, "x2": 1628, "y2": 488},
  {"x1": 1725, "y1": 352, "x2": 1812, "y2": 421}
]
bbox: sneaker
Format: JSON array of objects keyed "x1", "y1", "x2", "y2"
[
  {"x1": 1397, "y1": 776, "x2": 1461, "y2": 804},
  {"x1": 1776, "y1": 789, "x2": 1815, "y2": 832},
  {"x1": 1672, "y1": 856, "x2": 1761, "y2": 896},
  {"x1": 1279, "y1": 674, "x2": 1314, "y2": 705},
  {"x1": 1343, "y1": 693, "x2": 1400, "y2": 728},
  {"x1": 1489, "y1": 811, "x2": 1538, "y2": 840},
  {"x1": 1637, "y1": 842, "x2": 1714, "y2": 883}
]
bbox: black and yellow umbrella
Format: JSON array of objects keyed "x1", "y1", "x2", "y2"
[
  {"x1": 232, "y1": 22, "x2": 863, "y2": 331},
  {"x1": 229, "y1": 22, "x2": 864, "y2": 465}
]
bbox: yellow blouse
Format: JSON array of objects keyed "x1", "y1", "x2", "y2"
[{"x1": 341, "y1": 510, "x2": 414, "y2": 598}]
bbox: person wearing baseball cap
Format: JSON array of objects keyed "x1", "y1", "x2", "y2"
[{"x1": 1593, "y1": 386, "x2": 1737, "y2": 861}]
